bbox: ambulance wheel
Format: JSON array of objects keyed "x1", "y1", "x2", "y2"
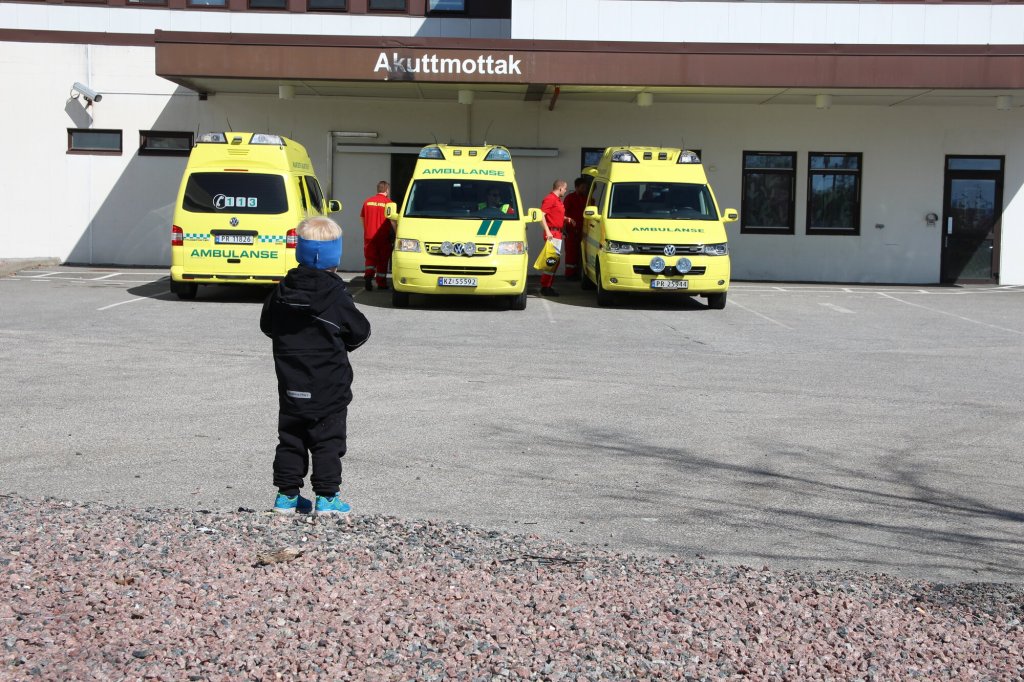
[
  {"x1": 595, "y1": 263, "x2": 615, "y2": 307},
  {"x1": 170, "y1": 280, "x2": 198, "y2": 300},
  {"x1": 392, "y1": 289, "x2": 410, "y2": 308},
  {"x1": 706, "y1": 292, "x2": 727, "y2": 310},
  {"x1": 508, "y1": 290, "x2": 527, "y2": 311},
  {"x1": 580, "y1": 266, "x2": 596, "y2": 291}
]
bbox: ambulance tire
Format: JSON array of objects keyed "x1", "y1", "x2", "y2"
[
  {"x1": 508, "y1": 290, "x2": 527, "y2": 311},
  {"x1": 171, "y1": 280, "x2": 198, "y2": 300},
  {"x1": 392, "y1": 289, "x2": 410, "y2": 308},
  {"x1": 580, "y1": 265, "x2": 596, "y2": 291},
  {"x1": 595, "y1": 263, "x2": 615, "y2": 307},
  {"x1": 706, "y1": 292, "x2": 727, "y2": 310}
]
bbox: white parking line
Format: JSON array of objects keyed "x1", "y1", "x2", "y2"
[
  {"x1": 97, "y1": 293, "x2": 173, "y2": 311},
  {"x1": 540, "y1": 296, "x2": 556, "y2": 323},
  {"x1": 878, "y1": 293, "x2": 1024, "y2": 335},
  {"x1": 729, "y1": 300, "x2": 793, "y2": 329},
  {"x1": 90, "y1": 273, "x2": 121, "y2": 281},
  {"x1": 819, "y1": 302, "x2": 854, "y2": 314}
]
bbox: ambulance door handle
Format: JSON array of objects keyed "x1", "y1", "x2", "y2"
[{"x1": 947, "y1": 217, "x2": 953, "y2": 235}]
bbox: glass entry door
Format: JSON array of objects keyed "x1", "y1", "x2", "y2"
[{"x1": 942, "y1": 156, "x2": 1003, "y2": 283}]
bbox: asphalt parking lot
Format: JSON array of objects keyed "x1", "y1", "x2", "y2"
[{"x1": 2, "y1": 266, "x2": 1023, "y2": 583}]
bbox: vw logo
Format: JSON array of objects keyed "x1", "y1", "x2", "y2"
[
  {"x1": 664, "y1": 244, "x2": 677, "y2": 256},
  {"x1": 229, "y1": 217, "x2": 239, "y2": 227},
  {"x1": 453, "y1": 243, "x2": 465, "y2": 255}
]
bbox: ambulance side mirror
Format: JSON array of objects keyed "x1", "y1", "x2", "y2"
[
  {"x1": 526, "y1": 207, "x2": 542, "y2": 223},
  {"x1": 327, "y1": 199, "x2": 342, "y2": 213},
  {"x1": 723, "y1": 209, "x2": 739, "y2": 223},
  {"x1": 584, "y1": 207, "x2": 600, "y2": 219},
  {"x1": 385, "y1": 202, "x2": 398, "y2": 219}
]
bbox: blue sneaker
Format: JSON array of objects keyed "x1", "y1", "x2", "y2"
[
  {"x1": 315, "y1": 494, "x2": 351, "y2": 515},
  {"x1": 273, "y1": 493, "x2": 312, "y2": 515}
]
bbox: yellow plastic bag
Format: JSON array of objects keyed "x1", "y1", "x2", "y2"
[{"x1": 532, "y1": 238, "x2": 562, "y2": 273}]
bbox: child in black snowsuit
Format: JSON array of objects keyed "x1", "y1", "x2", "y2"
[{"x1": 260, "y1": 216, "x2": 371, "y2": 515}]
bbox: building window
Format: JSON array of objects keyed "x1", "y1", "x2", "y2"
[
  {"x1": 139, "y1": 131, "x2": 193, "y2": 157},
  {"x1": 125, "y1": 0, "x2": 168, "y2": 6},
  {"x1": 187, "y1": 0, "x2": 227, "y2": 7},
  {"x1": 741, "y1": 151, "x2": 796, "y2": 235},
  {"x1": 427, "y1": 0, "x2": 465, "y2": 12},
  {"x1": 249, "y1": 0, "x2": 286, "y2": 8},
  {"x1": 368, "y1": 0, "x2": 406, "y2": 11},
  {"x1": 308, "y1": 0, "x2": 346, "y2": 10},
  {"x1": 580, "y1": 147, "x2": 604, "y2": 171},
  {"x1": 68, "y1": 129, "x2": 122, "y2": 155},
  {"x1": 807, "y1": 152, "x2": 862, "y2": 236}
]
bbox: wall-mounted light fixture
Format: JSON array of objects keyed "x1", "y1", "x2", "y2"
[
  {"x1": 331, "y1": 131, "x2": 379, "y2": 139},
  {"x1": 996, "y1": 95, "x2": 1013, "y2": 111},
  {"x1": 457, "y1": 89, "x2": 475, "y2": 105},
  {"x1": 636, "y1": 92, "x2": 654, "y2": 107},
  {"x1": 278, "y1": 85, "x2": 295, "y2": 100},
  {"x1": 815, "y1": 94, "x2": 833, "y2": 110}
]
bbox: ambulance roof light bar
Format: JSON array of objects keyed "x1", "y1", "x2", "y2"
[
  {"x1": 198, "y1": 132, "x2": 227, "y2": 144},
  {"x1": 419, "y1": 146, "x2": 445, "y2": 160},
  {"x1": 484, "y1": 147, "x2": 511, "y2": 162},
  {"x1": 678, "y1": 150, "x2": 701, "y2": 164},
  {"x1": 251, "y1": 133, "x2": 286, "y2": 146},
  {"x1": 611, "y1": 150, "x2": 639, "y2": 163}
]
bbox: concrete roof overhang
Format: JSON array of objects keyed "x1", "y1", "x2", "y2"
[{"x1": 155, "y1": 31, "x2": 1024, "y2": 108}]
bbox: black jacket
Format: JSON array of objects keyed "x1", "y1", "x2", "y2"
[{"x1": 260, "y1": 267, "x2": 371, "y2": 419}]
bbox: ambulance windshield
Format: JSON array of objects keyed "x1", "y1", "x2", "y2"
[
  {"x1": 608, "y1": 182, "x2": 717, "y2": 220},
  {"x1": 405, "y1": 180, "x2": 519, "y2": 220},
  {"x1": 183, "y1": 173, "x2": 289, "y2": 214}
]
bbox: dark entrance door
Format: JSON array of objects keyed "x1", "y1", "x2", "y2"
[
  {"x1": 941, "y1": 156, "x2": 1003, "y2": 283},
  {"x1": 390, "y1": 153, "x2": 419, "y2": 211}
]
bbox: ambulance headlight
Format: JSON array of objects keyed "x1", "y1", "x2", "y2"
[
  {"x1": 675, "y1": 258, "x2": 693, "y2": 274},
  {"x1": 397, "y1": 239, "x2": 421, "y2": 253},
  {"x1": 198, "y1": 132, "x2": 227, "y2": 144},
  {"x1": 496, "y1": 241, "x2": 524, "y2": 255},
  {"x1": 702, "y1": 243, "x2": 728, "y2": 256},
  {"x1": 463, "y1": 241, "x2": 477, "y2": 256},
  {"x1": 251, "y1": 134, "x2": 285, "y2": 146},
  {"x1": 649, "y1": 256, "x2": 666, "y2": 273},
  {"x1": 605, "y1": 240, "x2": 635, "y2": 254},
  {"x1": 440, "y1": 241, "x2": 454, "y2": 255}
]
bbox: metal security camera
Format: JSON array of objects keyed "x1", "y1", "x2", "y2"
[{"x1": 72, "y1": 82, "x2": 103, "y2": 103}]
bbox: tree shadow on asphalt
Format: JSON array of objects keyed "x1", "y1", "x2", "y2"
[{"x1": 475, "y1": 426, "x2": 1024, "y2": 581}]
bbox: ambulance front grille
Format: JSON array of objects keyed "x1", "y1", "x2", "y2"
[
  {"x1": 632, "y1": 265, "x2": 707, "y2": 276},
  {"x1": 424, "y1": 242, "x2": 494, "y2": 257},
  {"x1": 420, "y1": 265, "x2": 498, "y2": 276},
  {"x1": 633, "y1": 244, "x2": 707, "y2": 255}
]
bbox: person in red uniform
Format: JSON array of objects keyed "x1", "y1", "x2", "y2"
[
  {"x1": 539, "y1": 179, "x2": 569, "y2": 297},
  {"x1": 359, "y1": 181, "x2": 395, "y2": 291},
  {"x1": 561, "y1": 176, "x2": 591, "y2": 282}
]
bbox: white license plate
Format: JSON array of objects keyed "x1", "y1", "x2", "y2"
[
  {"x1": 651, "y1": 279, "x2": 689, "y2": 289},
  {"x1": 438, "y1": 277, "x2": 478, "y2": 287},
  {"x1": 215, "y1": 235, "x2": 255, "y2": 245}
]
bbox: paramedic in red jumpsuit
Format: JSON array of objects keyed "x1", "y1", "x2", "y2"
[
  {"x1": 561, "y1": 176, "x2": 591, "y2": 281},
  {"x1": 539, "y1": 179, "x2": 570, "y2": 297},
  {"x1": 360, "y1": 181, "x2": 395, "y2": 291}
]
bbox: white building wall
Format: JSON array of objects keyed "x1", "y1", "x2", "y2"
[
  {"x1": 5, "y1": 35, "x2": 1023, "y2": 283},
  {"x1": 510, "y1": 0, "x2": 1024, "y2": 45}
]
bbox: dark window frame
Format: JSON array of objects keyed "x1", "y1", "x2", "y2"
[
  {"x1": 248, "y1": 0, "x2": 288, "y2": 9},
  {"x1": 307, "y1": 0, "x2": 347, "y2": 11},
  {"x1": 304, "y1": 176, "x2": 326, "y2": 214},
  {"x1": 139, "y1": 130, "x2": 194, "y2": 157},
  {"x1": 588, "y1": 180, "x2": 608, "y2": 212},
  {"x1": 368, "y1": 0, "x2": 407, "y2": 11},
  {"x1": 67, "y1": 128, "x2": 122, "y2": 156},
  {"x1": 186, "y1": 0, "x2": 229, "y2": 8},
  {"x1": 426, "y1": 0, "x2": 466, "y2": 15},
  {"x1": 806, "y1": 151, "x2": 862, "y2": 236},
  {"x1": 124, "y1": 0, "x2": 168, "y2": 6},
  {"x1": 580, "y1": 147, "x2": 604, "y2": 171},
  {"x1": 741, "y1": 150, "x2": 797, "y2": 235}
]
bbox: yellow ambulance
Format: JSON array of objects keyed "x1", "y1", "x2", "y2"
[
  {"x1": 169, "y1": 132, "x2": 341, "y2": 299},
  {"x1": 581, "y1": 147, "x2": 737, "y2": 308},
  {"x1": 386, "y1": 144, "x2": 540, "y2": 310}
]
